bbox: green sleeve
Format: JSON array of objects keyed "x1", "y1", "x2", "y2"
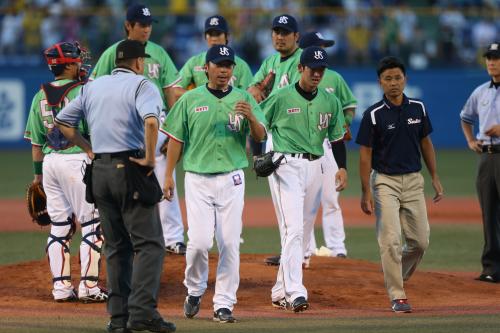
[
  {"x1": 90, "y1": 46, "x2": 116, "y2": 79},
  {"x1": 247, "y1": 93, "x2": 267, "y2": 128},
  {"x1": 24, "y1": 92, "x2": 46, "y2": 146},
  {"x1": 163, "y1": 96, "x2": 187, "y2": 142},
  {"x1": 160, "y1": 51, "x2": 180, "y2": 88},
  {"x1": 260, "y1": 92, "x2": 278, "y2": 126},
  {"x1": 328, "y1": 96, "x2": 346, "y2": 142},
  {"x1": 178, "y1": 57, "x2": 195, "y2": 89},
  {"x1": 334, "y1": 72, "x2": 357, "y2": 110},
  {"x1": 236, "y1": 59, "x2": 253, "y2": 90}
]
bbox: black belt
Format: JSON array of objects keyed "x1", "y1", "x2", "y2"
[
  {"x1": 94, "y1": 150, "x2": 143, "y2": 160},
  {"x1": 290, "y1": 153, "x2": 321, "y2": 161},
  {"x1": 481, "y1": 145, "x2": 500, "y2": 154}
]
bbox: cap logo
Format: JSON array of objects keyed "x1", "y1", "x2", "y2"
[
  {"x1": 210, "y1": 17, "x2": 219, "y2": 26},
  {"x1": 492, "y1": 43, "x2": 499, "y2": 51},
  {"x1": 278, "y1": 16, "x2": 288, "y2": 24},
  {"x1": 219, "y1": 46, "x2": 230, "y2": 56},
  {"x1": 314, "y1": 50, "x2": 324, "y2": 60},
  {"x1": 315, "y1": 32, "x2": 325, "y2": 39},
  {"x1": 118, "y1": 51, "x2": 124, "y2": 58},
  {"x1": 142, "y1": 8, "x2": 151, "y2": 16}
]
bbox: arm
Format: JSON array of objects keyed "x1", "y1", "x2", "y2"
[
  {"x1": 31, "y1": 145, "x2": 44, "y2": 184},
  {"x1": 343, "y1": 107, "x2": 355, "y2": 126},
  {"x1": 330, "y1": 140, "x2": 347, "y2": 191},
  {"x1": 235, "y1": 101, "x2": 266, "y2": 142},
  {"x1": 129, "y1": 117, "x2": 158, "y2": 169},
  {"x1": 164, "y1": 86, "x2": 185, "y2": 109},
  {"x1": 163, "y1": 138, "x2": 183, "y2": 201},
  {"x1": 55, "y1": 122, "x2": 94, "y2": 159},
  {"x1": 461, "y1": 120, "x2": 482, "y2": 153},
  {"x1": 359, "y1": 145, "x2": 374, "y2": 215},
  {"x1": 420, "y1": 135, "x2": 444, "y2": 203}
]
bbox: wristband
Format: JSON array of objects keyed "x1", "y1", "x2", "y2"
[{"x1": 33, "y1": 161, "x2": 43, "y2": 175}]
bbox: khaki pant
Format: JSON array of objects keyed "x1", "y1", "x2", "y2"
[{"x1": 371, "y1": 171, "x2": 430, "y2": 301}]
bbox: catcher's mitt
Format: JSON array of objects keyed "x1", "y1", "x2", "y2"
[
  {"x1": 254, "y1": 71, "x2": 276, "y2": 99},
  {"x1": 253, "y1": 151, "x2": 285, "y2": 177},
  {"x1": 26, "y1": 183, "x2": 51, "y2": 226}
]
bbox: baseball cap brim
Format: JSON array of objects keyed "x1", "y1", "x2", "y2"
[
  {"x1": 132, "y1": 17, "x2": 158, "y2": 24},
  {"x1": 205, "y1": 27, "x2": 226, "y2": 33},
  {"x1": 484, "y1": 50, "x2": 500, "y2": 58},
  {"x1": 272, "y1": 24, "x2": 295, "y2": 32},
  {"x1": 302, "y1": 60, "x2": 329, "y2": 69},
  {"x1": 209, "y1": 56, "x2": 235, "y2": 65}
]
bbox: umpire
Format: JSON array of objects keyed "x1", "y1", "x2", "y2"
[{"x1": 55, "y1": 40, "x2": 175, "y2": 333}]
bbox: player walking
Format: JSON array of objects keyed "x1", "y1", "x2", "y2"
[
  {"x1": 90, "y1": 3, "x2": 186, "y2": 254},
  {"x1": 162, "y1": 45, "x2": 266, "y2": 323},
  {"x1": 261, "y1": 47, "x2": 347, "y2": 312},
  {"x1": 24, "y1": 42, "x2": 107, "y2": 303}
]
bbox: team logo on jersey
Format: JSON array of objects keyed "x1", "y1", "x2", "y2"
[
  {"x1": 325, "y1": 87, "x2": 335, "y2": 94},
  {"x1": 287, "y1": 107, "x2": 301, "y2": 114},
  {"x1": 314, "y1": 50, "x2": 325, "y2": 60},
  {"x1": 195, "y1": 106, "x2": 209, "y2": 113},
  {"x1": 278, "y1": 73, "x2": 289, "y2": 88},
  {"x1": 227, "y1": 113, "x2": 244, "y2": 132},
  {"x1": 407, "y1": 118, "x2": 421, "y2": 125},
  {"x1": 219, "y1": 47, "x2": 230, "y2": 56},
  {"x1": 278, "y1": 16, "x2": 288, "y2": 24},
  {"x1": 147, "y1": 63, "x2": 160, "y2": 79},
  {"x1": 317, "y1": 112, "x2": 332, "y2": 130},
  {"x1": 142, "y1": 8, "x2": 151, "y2": 16},
  {"x1": 387, "y1": 123, "x2": 395, "y2": 130},
  {"x1": 210, "y1": 17, "x2": 219, "y2": 26}
]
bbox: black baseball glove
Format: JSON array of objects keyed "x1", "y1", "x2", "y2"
[{"x1": 253, "y1": 151, "x2": 285, "y2": 177}]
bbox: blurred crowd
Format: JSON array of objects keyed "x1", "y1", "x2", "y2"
[{"x1": 1, "y1": 0, "x2": 500, "y2": 69}]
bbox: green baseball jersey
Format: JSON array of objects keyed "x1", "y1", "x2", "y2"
[
  {"x1": 320, "y1": 69, "x2": 357, "y2": 123},
  {"x1": 90, "y1": 40, "x2": 180, "y2": 107},
  {"x1": 162, "y1": 85, "x2": 267, "y2": 174},
  {"x1": 250, "y1": 48, "x2": 302, "y2": 91},
  {"x1": 24, "y1": 79, "x2": 86, "y2": 155},
  {"x1": 261, "y1": 84, "x2": 345, "y2": 157},
  {"x1": 178, "y1": 51, "x2": 253, "y2": 90}
]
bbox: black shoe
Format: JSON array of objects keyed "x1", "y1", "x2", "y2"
[
  {"x1": 213, "y1": 308, "x2": 236, "y2": 323},
  {"x1": 476, "y1": 274, "x2": 499, "y2": 283},
  {"x1": 128, "y1": 318, "x2": 176, "y2": 333},
  {"x1": 336, "y1": 253, "x2": 347, "y2": 258},
  {"x1": 272, "y1": 298, "x2": 289, "y2": 310},
  {"x1": 183, "y1": 295, "x2": 201, "y2": 318},
  {"x1": 265, "y1": 255, "x2": 280, "y2": 266},
  {"x1": 291, "y1": 296, "x2": 309, "y2": 313},
  {"x1": 165, "y1": 242, "x2": 186, "y2": 255},
  {"x1": 107, "y1": 322, "x2": 131, "y2": 333}
]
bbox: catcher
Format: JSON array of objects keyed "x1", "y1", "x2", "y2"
[{"x1": 24, "y1": 41, "x2": 107, "y2": 303}]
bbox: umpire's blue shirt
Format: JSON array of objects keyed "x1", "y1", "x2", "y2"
[
  {"x1": 55, "y1": 68, "x2": 163, "y2": 153},
  {"x1": 356, "y1": 94, "x2": 433, "y2": 175}
]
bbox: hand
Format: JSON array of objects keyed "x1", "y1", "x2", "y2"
[
  {"x1": 335, "y1": 168, "x2": 348, "y2": 191},
  {"x1": 467, "y1": 139, "x2": 482, "y2": 154},
  {"x1": 247, "y1": 86, "x2": 265, "y2": 103},
  {"x1": 361, "y1": 190, "x2": 374, "y2": 215},
  {"x1": 485, "y1": 125, "x2": 500, "y2": 137},
  {"x1": 234, "y1": 101, "x2": 255, "y2": 121},
  {"x1": 432, "y1": 176, "x2": 444, "y2": 203},
  {"x1": 32, "y1": 174, "x2": 43, "y2": 185},
  {"x1": 129, "y1": 156, "x2": 155, "y2": 175},
  {"x1": 86, "y1": 150, "x2": 95, "y2": 160},
  {"x1": 163, "y1": 175, "x2": 175, "y2": 201}
]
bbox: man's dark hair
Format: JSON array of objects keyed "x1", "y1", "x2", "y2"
[
  {"x1": 49, "y1": 64, "x2": 69, "y2": 77},
  {"x1": 115, "y1": 57, "x2": 136, "y2": 68},
  {"x1": 377, "y1": 56, "x2": 406, "y2": 77},
  {"x1": 124, "y1": 21, "x2": 138, "y2": 37}
]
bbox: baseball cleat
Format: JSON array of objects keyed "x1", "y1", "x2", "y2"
[
  {"x1": 302, "y1": 256, "x2": 311, "y2": 269},
  {"x1": 336, "y1": 253, "x2": 347, "y2": 258},
  {"x1": 166, "y1": 242, "x2": 187, "y2": 255},
  {"x1": 476, "y1": 274, "x2": 499, "y2": 283},
  {"x1": 183, "y1": 295, "x2": 201, "y2": 318},
  {"x1": 391, "y1": 299, "x2": 412, "y2": 313},
  {"x1": 291, "y1": 296, "x2": 309, "y2": 313},
  {"x1": 55, "y1": 290, "x2": 78, "y2": 303},
  {"x1": 79, "y1": 288, "x2": 108, "y2": 303},
  {"x1": 213, "y1": 308, "x2": 236, "y2": 323},
  {"x1": 272, "y1": 298, "x2": 290, "y2": 310},
  {"x1": 264, "y1": 255, "x2": 280, "y2": 266}
]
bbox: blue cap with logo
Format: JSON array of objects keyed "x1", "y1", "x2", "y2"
[
  {"x1": 126, "y1": 4, "x2": 157, "y2": 24},
  {"x1": 484, "y1": 42, "x2": 500, "y2": 58},
  {"x1": 300, "y1": 46, "x2": 329, "y2": 69},
  {"x1": 204, "y1": 15, "x2": 229, "y2": 34},
  {"x1": 206, "y1": 44, "x2": 235, "y2": 64},
  {"x1": 299, "y1": 31, "x2": 335, "y2": 49},
  {"x1": 272, "y1": 14, "x2": 298, "y2": 33}
]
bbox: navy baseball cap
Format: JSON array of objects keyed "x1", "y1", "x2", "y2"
[
  {"x1": 484, "y1": 42, "x2": 500, "y2": 58},
  {"x1": 300, "y1": 46, "x2": 329, "y2": 69},
  {"x1": 206, "y1": 45, "x2": 235, "y2": 64},
  {"x1": 272, "y1": 14, "x2": 298, "y2": 33},
  {"x1": 299, "y1": 31, "x2": 335, "y2": 49},
  {"x1": 116, "y1": 40, "x2": 150, "y2": 60},
  {"x1": 204, "y1": 15, "x2": 229, "y2": 34},
  {"x1": 126, "y1": 4, "x2": 157, "y2": 24}
]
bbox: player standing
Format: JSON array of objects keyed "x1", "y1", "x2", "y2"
[
  {"x1": 90, "y1": 3, "x2": 186, "y2": 254},
  {"x1": 162, "y1": 45, "x2": 266, "y2": 323},
  {"x1": 24, "y1": 42, "x2": 107, "y2": 303}
]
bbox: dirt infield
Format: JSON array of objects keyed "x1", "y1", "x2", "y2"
[
  {"x1": 0, "y1": 254, "x2": 499, "y2": 320},
  {"x1": 0, "y1": 197, "x2": 482, "y2": 232}
]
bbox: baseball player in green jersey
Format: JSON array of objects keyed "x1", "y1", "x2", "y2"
[
  {"x1": 261, "y1": 46, "x2": 347, "y2": 312},
  {"x1": 24, "y1": 42, "x2": 107, "y2": 303},
  {"x1": 178, "y1": 15, "x2": 253, "y2": 90},
  {"x1": 90, "y1": 3, "x2": 187, "y2": 255},
  {"x1": 161, "y1": 45, "x2": 266, "y2": 323}
]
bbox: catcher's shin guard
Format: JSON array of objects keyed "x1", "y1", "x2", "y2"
[
  {"x1": 79, "y1": 218, "x2": 103, "y2": 292},
  {"x1": 46, "y1": 217, "x2": 76, "y2": 294}
]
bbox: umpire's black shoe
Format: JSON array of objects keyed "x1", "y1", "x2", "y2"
[
  {"x1": 476, "y1": 274, "x2": 499, "y2": 283},
  {"x1": 213, "y1": 308, "x2": 236, "y2": 323},
  {"x1": 184, "y1": 295, "x2": 201, "y2": 318},
  {"x1": 106, "y1": 322, "x2": 131, "y2": 333},
  {"x1": 265, "y1": 255, "x2": 280, "y2": 266},
  {"x1": 128, "y1": 318, "x2": 176, "y2": 333},
  {"x1": 291, "y1": 296, "x2": 309, "y2": 313}
]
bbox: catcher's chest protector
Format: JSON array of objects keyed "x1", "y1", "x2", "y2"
[{"x1": 41, "y1": 80, "x2": 83, "y2": 108}]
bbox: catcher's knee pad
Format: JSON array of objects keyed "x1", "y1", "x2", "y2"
[
  {"x1": 80, "y1": 218, "x2": 103, "y2": 288},
  {"x1": 46, "y1": 216, "x2": 76, "y2": 286}
]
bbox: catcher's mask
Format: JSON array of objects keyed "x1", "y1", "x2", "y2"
[{"x1": 44, "y1": 41, "x2": 91, "y2": 80}]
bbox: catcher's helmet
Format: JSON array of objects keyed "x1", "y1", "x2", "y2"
[{"x1": 44, "y1": 42, "x2": 83, "y2": 66}]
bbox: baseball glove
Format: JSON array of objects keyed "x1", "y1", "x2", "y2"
[
  {"x1": 254, "y1": 71, "x2": 276, "y2": 99},
  {"x1": 253, "y1": 151, "x2": 285, "y2": 177},
  {"x1": 26, "y1": 183, "x2": 51, "y2": 226}
]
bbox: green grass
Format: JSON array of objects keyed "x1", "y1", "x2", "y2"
[
  {"x1": 0, "y1": 149, "x2": 479, "y2": 198},
  {"x1": 1, "y1": 314, "x2": 499, "y2": 333},
  {"x1": 1, "y1": 224, "x2": 483, "y2": 271}
]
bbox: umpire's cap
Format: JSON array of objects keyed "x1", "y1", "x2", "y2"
[
  {"x1": 116, "y1": 40, "x2": 151, "y2": 60},
  {"x1": 206, "y1": 45, "x2": 235, "y2": 65},
  {"x1": 300, "y1": 46, "x2": 329, "y2": 69},
  {"x1": 299, "y1": 32, "x2": 335, "y2": 49},
  {"x1": 205, "y1": 15, "x2": 229, "y2": 34},
  {"x1": 484, "y1": 42, "x2": 500, "y2": 58},
  {"x1": 126, "y1": 3, "x2": 157, "y2": 24},
  {"x1": 272, "y1": 14, "x2": 298, "y2": 33}
]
